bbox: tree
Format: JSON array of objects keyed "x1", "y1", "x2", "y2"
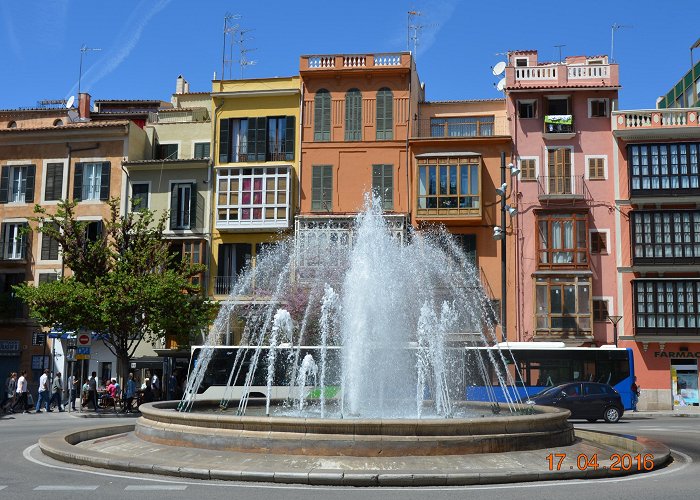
[{"x1": 15, "y1": 199, "x2": 218, "y2": 381}]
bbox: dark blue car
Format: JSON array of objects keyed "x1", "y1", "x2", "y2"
[{"x1": 528, "y1": 382, "x2": 624, "y2": 423}]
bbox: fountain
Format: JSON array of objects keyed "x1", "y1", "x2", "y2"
[
  {"x1": 134, "y1": 197, "x2": 575, "y2": 456},
  {"x1": 39, "y1": 197, "x2": 670, "y2": 485}
]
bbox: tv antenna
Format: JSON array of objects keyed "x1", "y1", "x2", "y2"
[
  {"x1": 236, "y1": 28, "x2": 257, "y2": 79},
  {"x1": 407, "y1": 9, "x2": 437, "y2": 60},
  {"x1": 78, "y1": 44, "x2": 102, "y2": 96},
  {"x1": 553, "y1": 44, "x2": 566, "y2": 63},
  {"x1": 222, "y1": 13, "x2": 241, "y2": 80},
  {"x1": 611, "y1": 23, "x2": 632, "y2": 63}
]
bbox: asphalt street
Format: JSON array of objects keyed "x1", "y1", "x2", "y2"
[{"x1": 0, "y1": 411, "x2": 697, "y2": 500}]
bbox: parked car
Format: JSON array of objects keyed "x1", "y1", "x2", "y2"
[{"x1": 527, "y1": 382, "x2": 624, "y2": 423}]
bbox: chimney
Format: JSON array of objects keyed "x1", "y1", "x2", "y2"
[
  {"x1": 78, "y1": 93, "x2": 91, "y2": 120},
  {"x1": 176, "y1": 75, "x2": 186, "y2": 94},
  {"x1": 184, "y1": 81, "x2": 190, "y2": 93}
]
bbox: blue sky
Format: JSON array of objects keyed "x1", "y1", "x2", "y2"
[{"x1": 0, "y1": 0, "x2": 696, "y2": 110}]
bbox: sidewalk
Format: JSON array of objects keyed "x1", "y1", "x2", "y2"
[{"x1": 624, "y1": 406, "x2": 700, "y2": 419}]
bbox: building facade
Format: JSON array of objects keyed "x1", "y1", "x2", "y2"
[
  {"x1": 505, "y1": 51, "x2": 621, "y2": 346},
  {"x1": 211, "y1": 76, "x2": 301, "y2": 339},
  {"x1": 613, "y1": 105, "x2": 700, "y2": 409}
]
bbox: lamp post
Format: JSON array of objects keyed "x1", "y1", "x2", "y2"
[
  {"x1": 493, "y1": 152, "x2": 519, "y2": 342},
  {"x1": 607, "y1": 315, "x2": 622, "y2": 347}
]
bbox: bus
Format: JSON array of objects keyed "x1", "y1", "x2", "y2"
[
  {"x1": 188, "y1": 343, "x2": 635, "y2": 410},
  {"x1": 466, "y1": 343, "x2": 636, "y2": 410}
]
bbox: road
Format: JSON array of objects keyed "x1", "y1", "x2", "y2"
[{"x1": 0, "y1": 411, "x2": 697, "y2": 500}]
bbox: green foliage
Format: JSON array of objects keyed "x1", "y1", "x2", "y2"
[{"x1": 14, "y1": 199, "x2": 217, "y2": 376}]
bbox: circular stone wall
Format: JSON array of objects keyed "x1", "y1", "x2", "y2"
[{"x1": 135, "y1": 401, "x2": 574, "y2": 457}]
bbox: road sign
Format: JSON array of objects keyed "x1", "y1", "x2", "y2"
[
  {"x1": 75, "y1": 354, "x2": 91, "y2": 360},
  {"x1": 77, "y1": 347, "x2": 91, "y2": 355},
  {"x1": 77, "y1": 333, "x2": 91, "y2": 347},
  {"x1": 32, "y1": 333, "x2": 46, "y2": 346}
]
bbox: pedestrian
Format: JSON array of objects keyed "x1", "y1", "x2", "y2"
[
  {"x1": 13, "y1": 371, "x2": 29, "y2": 413},
  {"x1": 168, "y1": 371, "x2": 177, "y2": 400},
  {"x1": 50, "y1": 371, "x2": 65, "y2": 412},
  {"x1": 151, "y1": 372, "x2": 160, "y2": 400},
  {"x1": 35, "y1": 369, "x2": 51, "y2": 413},
  {"x1": 88, "y1": 371, "x2": 98, "y2": 411},
  {"x1": 68, "y1": 372, "x2": 78, "y2": 411},
  {"x1": 81, "y1": 379, "x2": 89, "y2": 408},
  {"x1": 631, "y1": 376, "x2": 640, "y2": 412},
  {"x1": 125, "y1": 372, "x2": 136, "y2": 413},
  {"x1": 4, "y1": 372, "x2": 17, "y2": 413}
]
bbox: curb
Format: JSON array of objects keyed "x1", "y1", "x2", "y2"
[{"x1": 37, "y1": 424, "x2": 672, "y2": 486}]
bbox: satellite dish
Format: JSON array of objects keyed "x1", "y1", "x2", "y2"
[
  {"x1": 496, "y1": 78, "x2": 506, "y2": 92},
  {"x1": 66, "y1": 96, "x2": 75, "y2": 108},
  {"x1": 492, "y1": 61, "x2": 507, "y2": 76}
]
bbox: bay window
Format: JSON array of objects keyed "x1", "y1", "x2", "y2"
[
  {"x1": 537, "y1": 213, "x2": 588, "y2": 268},
  {"x1": 417, "y1": 157, "x2": 480, "y2": 216}
]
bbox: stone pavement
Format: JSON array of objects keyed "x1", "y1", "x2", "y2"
[{"x1": 39, "y1": 424, "x2": 671, "y2": 486}]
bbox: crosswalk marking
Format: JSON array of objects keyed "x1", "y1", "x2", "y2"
[
  {"x1": 34, "y1": 485, "x2": 100, "y2": 491},
  {"x1": 124, "y1": 485, "x2": 188, "y2": 491}
]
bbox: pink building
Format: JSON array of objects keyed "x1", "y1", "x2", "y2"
[
  {"x1": 504, "y1": 51, "x2": 620, "y2": 346},
  {"x1": 613, "y1": 107, "x2": 700, "y2": 409}
]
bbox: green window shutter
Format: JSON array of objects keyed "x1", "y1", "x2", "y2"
[
  {"x1": 383, "y1": 164, "x2": 393, "y2": 210},
  {"x1": 247, "y1": 118, "x2": 263, "y2": 160},
  {"x1": 41, "y1": 232, "x2": 51, "y2": 260},
  {"x1": 189, "y1": 182, "x2": 198, "y2": 229},
  {"x1": 0, "y1": 166, "x2": 9, "y2": 203},
  {"x1": 24, "y1": 165, "x2": 36, "y2": 203},
  {"x1": 323, "y1": 165, "x2": 332, "y2": 209},
  {"x1": 170, "y1": 184, "x2": 178, "y2": 230},
  {"x1": 99, "y1": 162, "x2": 111, "y2": 201},
  {"x1": 345, "y1": 89, "x2": 362, "y2": 141},
  {"x1": 284, "y1": 116, "x2": 295, "y2": 161},
  {"x1": 376, "y1": 88, "x2": 393, "y2": 140},
  {"x1": 219, "y1": 118, "x2": 230, "y2": 163},
  {"x1": 256, "y1": 118, "x2": 267, "y2": 161},
  {"x1": 314, "y1": 90, "x2": 331, "y2": 141},
  {"x1": 19, "y1": 223, "x2": 28, "y2": 260},
  {"x1": 0, "y1": 224, "x2": 5, "y2": 259},
  {"x1": 312, "y1": 166, "x2": 332, "y2": 211},
  {"x1": 73, "y1": 163, "x2": 84, "y2": 201},
  {"x1": 45, "y1": 163, "x2": 63, "y2": 201}
]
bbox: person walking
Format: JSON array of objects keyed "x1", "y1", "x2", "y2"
[
  {"x1": 4, "y1": 372, "x2": 17, "y2": 413},
  {"x1": 88, "y1": 371, "x2": 98, "y2": 411},
  {"x1": 35, "y1": 369, "x2": 51, "y2": 413},
  {"x1": 151, "y1": 372, "x2": 160, "y2": 401},
  {"x1": 50, "y1": 372, "x2": 64, "y2": 412},
  {"x1": 631, "y1": 376, "x2": 640, "y2": 412},
  {"x1": 125, "y1": 372, "x2": 136, "y2": 413},
  {"x1": 68, "y1": 372, "x2": 78, "y2": 411},
  {"x1": 13, "y1": 371, "x2": 29, "y2": 413}
]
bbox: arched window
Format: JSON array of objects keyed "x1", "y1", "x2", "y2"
[
  {"x1": 314, "y1": 89, "x2": 331, "y2": 141},
  {"x1": 7, "y1": 121, "x2": 17, "y2": 129},
  {"x1": 376, "y1": 88, "x2": 393, "y2": 140},
  {"x1": 53, "y1": 119, "x2": 64, "y2": 127},
  {"x1": 344, "y1": 89, "x2": 362, "y2": 141}
]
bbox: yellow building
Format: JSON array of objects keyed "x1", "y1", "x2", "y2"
[{"x1": 210, "y1": 77, "x2": 301, "y2": 311}]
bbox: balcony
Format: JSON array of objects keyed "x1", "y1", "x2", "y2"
[
  {"x1": 612, "y1": 108, "x2": 700, "y2": 140},
  {"x1": 413, "y1": 116, "x2": 508, "y2": 138},
  {"x1": 0, "y1": 294, "x2": 28, "y2": 322},
  {"x1": 508, "y1": 63, "x2": 618, "y2": 89},
  {"x1": 537, "y1": 175, "x2": 589, "y2": 202},
  {"x1": 300, "y1": 53, "x2": 410, "y2": 72},
  {"x1": 543, "y1": 115, "x2": 575, "y2": 139},
  {"x1": 214, "y1": 276, "x2": 236, "y2": 296}
]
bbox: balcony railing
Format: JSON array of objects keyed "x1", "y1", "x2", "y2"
[
  {"x1": 511, "y1": 64, "x2": 615, "y2": 88},
  {"x1": 413, "y1": 116, "x2": 508, "y2": 138},
  {"x1": 214, "y1": 276, "x2": 236, "y2": 296},
  {"x1": 148, "y1": 108, "x2": 209, "y2": 124},
  {"x1": 613, "y1": 109, "x2": 700, "y2": 131},
  {"x1": 303, "y1": 53, "x2": 407, "y2": 71},
  {"x1": 537, "y1": 175, "x2": 588, "y2": 200},
  {"x1": 0, "y1": 294, "x2": 28, "y2": 321}
]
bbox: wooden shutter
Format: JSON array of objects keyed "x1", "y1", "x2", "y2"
[
  {"x1": 345, "y1": 89, "x2": 362, "y2": 141},
  {"x1": 19, "y1": 223, "x2": 28, "y2": 260},
  {"x1": 45, "y1": 163, "x2": 63, "y2": 201},
  {"x1": 99, "y1": 162, "x2": 111, "y2": 200},
  {"x1": 323, "y1": 165, "x2": 332, "y2": 209},
  {"x1": 170, "y1": 184, "x2": 178, "y2": 230},
  {"x1": 284, "y1": 116, "x2": 295, "y2": 161},
  {"x1": 23, "y1": 165, "x2": 36, "y2": 203},
  {"x1": 247, "y1": 118, "x2": 266, "y2": 161},
  {"x1": 189, "y1": 183, "x2": 197, "y2": 229},
  {"x1": 0, "y1": 166, "x2": 9, "y2": 203},
  {"x1": 73, "y1": 163, "x2": 84, "y2": 201},
  {"x1": 219, "y1": 118, "x2": 230, "y2": 163},
  {"x1": 376, "y1": 88, "x2": 393, "y2": 140},
  {"x1": 0, "y1": 224, "x2": 5, "y2": 259},
  {"x1": 41, "y1": 232, "x2": 51, "y2": 260},
  {"x1": 314, "y1": 90, "x2": 330, "y2": 141}
]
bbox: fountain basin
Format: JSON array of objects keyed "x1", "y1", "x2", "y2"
[{"x1": 135, "y1": 401, "x2": 574, "y2": 457}]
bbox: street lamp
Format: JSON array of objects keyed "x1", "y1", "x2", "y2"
[
  {"x1": 493, "y1": 152, "x2": 518, "y2": 342},
  {"x1": 607, "y1": 315, "x2": 622, "y2": 347}
]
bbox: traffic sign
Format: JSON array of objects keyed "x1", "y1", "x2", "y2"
[
  {"x1": 77, "y1": 333, "x2": 91, "y2": 347},
  {"x1": 77, "y1": 347, "x2": 91, "y2": 355},
  {"x1": 75, "y1": 354, "x2": 91, "y2": 360}
]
